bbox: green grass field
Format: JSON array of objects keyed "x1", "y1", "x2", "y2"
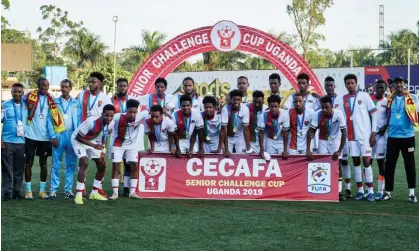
[{"x1": 2, "y1": 134, "x2": 419, "y2": 251}]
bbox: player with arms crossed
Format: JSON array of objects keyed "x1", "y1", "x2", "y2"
[
  {"x1": 173, "y1": 95, "x2": 205, "y2": 158},
  {"x1": 258, "y1": 95, "x2": 290, "y2": 159},
  {"x1": 338, "y1": 74, "x2": 377, "y2": 202},
  {"x1": 109, "y1": 99, "x2": 149, "y2": 200},
  {"x1": 288, "y1": 93, "x2": 315, "y2": 155},
  {"x1": 72, "y1": 104, "x2": 115, "y2": 205},
  {"x1": 247, "y1": 91, "x2": 268, "y2": 153},
  {"x1": 307, "y1": 96, "x2": 347, "y2": 200},
  {"x1": 201, "y1": 96, "x2": 226, "y2": 155},
  {"x1": 145, "y1": 105, "x2": 180, "y2": 157},
  {"x1": 370, "y1": 80, "x2": 388, "y2": 199},
  {"x1": 221, "y1": 90, "x2": 251, "y2": 155}
]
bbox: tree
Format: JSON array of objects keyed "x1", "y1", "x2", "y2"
[
  {"x1": 286, "y1": 0, "x2": 333, "y2": 59},
  {"x1": 348, "y1": 47, "x2": 378, "y2": 67},
  {"x1": 63, "y1": 28, "x2": 107, "y2": 68},
  {"x1": 1, "y1": 0, "x2": 10, "y2": 29},
  {"x1": 245, "y1": 56, "x2": 274, "y2": 70},
  {"x1": 36, "y1": 5, "x2": 83, "y2": 63},
  {"x1": 306, "y1": 48, "x2": 335, "y2": 68},
  {"x1": 174, "y1": 61, "x2": 203, "y2": 72},
  {"x1": 377, "y1": 29, "x2": 419, "y2": 65}
]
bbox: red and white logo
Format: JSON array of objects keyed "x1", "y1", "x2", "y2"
[
  {"x1": 139, "y1": 158, "x2": 166, "y2": 192},
  {"x1": 210, "y1": 20, "x2": 241, "y2": 52}
]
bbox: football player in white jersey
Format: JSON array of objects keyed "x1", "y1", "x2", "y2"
[
  {"x1": 288, "y1": 93, "x2": 315, "y2": 155},
  {"x1": 221, "y1": 90, "x2": 251, "y2": 154},
  {"x1": 172, "y1": 95, "x2": 205, "y2": 157},
  {"x1": 171, "y1": 77, "x2": 204, "y2": 111},
  {"x1": 325, "y1": 76, "x2": 351, "y2": 199},
  {"x1": 138, "y1": 78, "x2": 175, "y2": 116},
  {"x1": 338, "y1": 74, "x2": 377, "y2": 202},
  {"x1": 109, "y1": 99, "x2": 149, "y2": 200},
  {"x1": 370, "y1": 80, "x2": 388, "y2": 199},
  {"x1": 247, "y1": 91, "x2": 268, "y2": 153},
  {"x1": 144, "y1": 105, "x2": 180, "y2": 157},
  {"x1": 258, "y1": 95, "x2": 290, "y2": 159},
  {"x1": 201, "y1": 96, "x2": 226, "y2": 155},
  {"x1": 72, "y1": 104, "x2": 115, "y2": 205},
  {"x1": 307, "y1": 95, "x2": 347, "y2": 200}
]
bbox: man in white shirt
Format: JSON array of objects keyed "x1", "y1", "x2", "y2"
[
  {"x1": 288, "y1": 93, "x2": 315, "y2": 155},
  {"x1": 338, "y1": 74, "x2": 377, "y2": 202},
  {"x1": 171, "y1": 77, "x2": 204, "y2": 111},
  {"x1": 307, "y1": 95, "x2": 347, "y2": 200},
  {"x1": 173, "y1": 95, "x2": 205, "y2": 157},
  {"x1": 72, "y1": 104, "x2": 115, "y2": 205},
  {"x1": 144, "y1": 105, "x2": 180, "y2": 157},
  {"x1": 138, "y1": 78, "x2": 175, "y2": 116},
  {"x1": 258, "y1": 95, "x2": 290, "y2": 159},
  {"x1": 221, "y1": 90, "x2": 251, "y2": 154},
  {"x1": 247, "y1": 91, "x2": 268, "y2": 153},
  {"x1": 201, "y1": 96, "x2": 225, "y2": 155},
  {"x1": 109, "y1": 99, "x2": 149, "y2": 200}
]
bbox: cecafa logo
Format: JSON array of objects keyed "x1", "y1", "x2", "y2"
[{"x1": 210, "y1": 20, "x2": 241, "y2": 52}]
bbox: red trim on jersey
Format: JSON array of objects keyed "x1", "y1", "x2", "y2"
[
  {"x1": 289, "y1": 108, "x2": 297, "y2": 150},
  {"x1": 114, "y1": 114, "x2": 127, "y2": 147},
  {"x1": 145, "y1": 118, "x2": 157, "y2": 141},
  {"x1": 343, "y1": 94, "x2": 355, "y2": 141},
  {"x1": 318, "y1": 113, "x2": 328, "y2": 140}
]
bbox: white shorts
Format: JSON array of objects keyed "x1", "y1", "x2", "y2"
[
  {"x1": 288, "y1": 148, "x2": 305, "y2": 155},
  {"x1": 152, "y1": 141, "x2": 170, "y2": 153},
  {"x1": 204, "y1": 138, "x2": 219, "y2": 153},
  {"x1": 312, "y1": 130, "x2": 319, "y2": 151},
  {"x1": 228, "y1": 135, "x2": 246, "y2": 153},
  {"x1": 266, "y1": 138, "x2": 284, "y2": 155},
  {"x1": 372, "y1": 134, "x2": 387, "y2": 159},
  {"x1": 341, "y1": 142, "x2": 349, "y2": 160},
  {"x1": 348, "y1": 139, "x2": 372, "y2": 157},
  {"x1": 178, "y1": 138, "x2": 199, "y2": 153},
  {"x1": 71, "y1": 140, "x2": 101, "y2": 159},
  {"x1": 111, "y1": 147, "x2": 138, "y2": 163}
]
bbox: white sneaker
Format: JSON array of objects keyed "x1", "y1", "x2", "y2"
[
  {"x1": 129, "y1": 193, "x2": 142, "y2": 199},
  {"x1": 108, "y1": 193, "x2": 119, "y2": 200}
]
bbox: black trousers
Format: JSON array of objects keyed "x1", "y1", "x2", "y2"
[
  {"x1": 385, "y1": 137, "x2": 416, "y2": 191},
  {"x1": 1, "y1": 142, "x2": 26, "y2": 196}
]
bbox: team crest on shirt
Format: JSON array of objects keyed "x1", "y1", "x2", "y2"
[
  {"x1": 304, "y1": 120, "x2": 309, "y2": 126},
  {"x1": 358, "y1": 100, "x2": 362, "y2": 105},
  {"x1": 98, "y1": 101, "x2": 102, "y2": 107},
  {"x1": 334, "y1": 104, "x2": 339, "y2": 108},
  {"x1": 308, "y1": 100, "x2": 313, "y2": 103},
  {"x1": 162, "y1": 129, "x2": 167, "y2": 133},
  {"x1": 191, "y1": 120, "x2": 195, "y2": 123},
  {"x1": 333, "y1": 120, "x2": 338, "y2": 124},
  {"x1": 381, "y1": 104, "x2": 386, "y2": 108}
]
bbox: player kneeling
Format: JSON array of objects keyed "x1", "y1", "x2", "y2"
[
  {"x1": 109, "y1": 99, "x2": 148, "y2": 200},
  {"x1": 72, "y1": 104, "x2": 115, "y2": 205},
  {"x1": 306, "y1": 96, "x2": 347, "y2": 200}
]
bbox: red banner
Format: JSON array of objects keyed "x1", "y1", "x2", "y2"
[{"x1": 137, "y1": 153, "x2": 339, "y2": 202}]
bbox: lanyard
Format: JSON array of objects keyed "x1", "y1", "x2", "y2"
[
  {"x1": 332, "y1": 95, "x2": 336, "y2": 106},
  {"x1": 296, "y1": 110, "x2": 306, "y2": 132},
  {"x1": 88, "y1": 92, "x2": 99, "y2": 111},
  {"x1": 228, "y1": 105, "x2": 239, "y2": 128},
  {"x1": 101, "y1": 123, "x2": 109, "y2": 144},
  {"x1": 39, "y1": 95, "x2": 47, "y2": 114},
  {"x1": 12, "y1": 102, "x2": 23, "y2": 123},
  {"x1": 326, "y1": 114, "x2": 333, "y2": 138},
  {"x1": 272, "y1": 114, "x2": 279, "y2": 137},
  {"x1": 118, "y1": 97, "x2": 126, "y2": 113},
  {"x1": 183, "y1": 114, "x2": 191, "y2": 138},
  {"x1": 395, "y1": 96, "x2": 404, "y2": 114},
  {"x1": 243, "y1": 94, "x2": 248, "y2": 103},
  {"x1": 348, "y1": 91, "x2": 358, "y2": 116},
  {"x1": 158, "y1": 95, "x2": 165, "y2": 107},
  {"x1": 60, "y1": 97, "x2": 71, "y2": 114},
  {"x1": 154, "y1": 124, "x2": 161, "y2": 141}
]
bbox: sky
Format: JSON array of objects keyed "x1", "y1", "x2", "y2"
[{"x1": 2, "y1": 0, "x2": 419, "y2": 55}]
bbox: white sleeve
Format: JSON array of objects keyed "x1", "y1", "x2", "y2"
[
  {"x1": 138, "y1": 95, "x2": 149, "y2": 109},
  {"x1": 167, "y1": 119, "x2": 176, "y2": 132},
  {"x1": 282, "y1": 111, "x2": 290, "y2": 130},
  {"x1": 138, "y1": 110, "x2": 150, "y2": 122},
  {"x1": 165, "y1": 95, "x2": 177, "y2": 110},
  {"x1": 144, "y1": 120, "x2": 151, "y2": 134},
  {"x1": 241, "y1": 105, "x2": 250, "y2": 126},
  {"x1": 78, "y1": 121, "x2": 92, "y2": 136},
  {"x1": 310, "y1": 111, "x2": 319, "y2": 129},
  {"x1": 257, "y1": 112, "x2": 265, "y2": 130},
  {"x1": 313, "y1": 98, "x2": 321, "y2": 111},
  {"x1": 194, "y1": 112, "x2": 204, "y2": 130},
  {"x1": 338, "y1": 111, "x2": 346, "y2": 129},
  {"x1": 283, "y1": 95, "x2": 293, "y2": 110},
  {"x1": 221, "y1": 106, "x2": 228, "y2": 126}
]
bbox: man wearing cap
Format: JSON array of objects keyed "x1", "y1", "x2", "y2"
[{"x1": 381, "y1": 77, "x2": 419, "y2": 203}]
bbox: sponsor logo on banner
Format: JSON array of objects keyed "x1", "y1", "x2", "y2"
[
  {"x1": 210, "y1": 20, "x2": 241, "y2": 52},
  {"x1": 139, "y1": 158, "x2": 166, "y2": 192},
  {"x1": 307, "y1": 163, "x2": 331, "y2": 194}
]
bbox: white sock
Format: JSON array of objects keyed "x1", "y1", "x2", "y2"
[
  {"x1": 111, "y1": 179, "x2": 119, "y2": 195},
  {"x1": 364, "y1": 166, "x2": 374, "y2": 194},
  {"x1": 124, "y1": 176, "x2": 130, "y2": 188},
  {"x1": 409, "y1": 189, "x2": 415, "y2": 196},
  {"x1": 76, "y1": 182, "x2": 85, "y2": 196},
  {"x1": 130, "y1": 179, "x2": 138, "y2": 195},
  {"x1": 378, "y1": 175, "x2": 385, "y2": 193},
  {"x1": 342, "y1": 165, "x2": 351, "y2": 190},
  {"x1": 339, "y1": 180, "x2": 342, "y2": 193},
  {"x1": 354, "y1": 166, "x2": 364, "y2": 193},
  {"x1": 91, "y1": 179, "x2": 101, "y2": 195},
  {"x1": 100, "y1": 177, "x2": 104, "y2": 189}
]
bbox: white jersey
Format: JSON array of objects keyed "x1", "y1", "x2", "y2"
[
  {"x1": 111, "y1": 111, "x2": 149, "y2": 149},
  {"x1": 310, "y1": 109, "x2": 346, "y2": 141},
  {"x1": 337, "y1": 91, "x2": 377, "y2": 141},
  {"x1": 288, "y1": 108, "x2": 315, "y2": 151},
  {"x1": 170, "y1": 94, "x2": 204, "y2": 112},
  {"x1": 144, "y1": 117, "x2": 176, "y2": 145},
  {"x1": 257, "y1": 109, "x2": 290, "y2": 141},
  {"x1": 371, "y1": 96, "x2": 388, "y2": 131},
  {"x1": 172, "y1": 109, "x2": 204, "y2": 139},
  {"x1": 71, "y1": 115, "x2": 115, "y2": 145},
  {"x1": 284, "y1": 93, "x2": 321, "y2": 111},
  {"x1": 202, "y1": 112, "x2": 222, "y2": 150},
  {"x1": 221, "y1": 103, "x2": 250, "y2": 136},
  {"x1": 138, "y1": 93, "x2": 176, "y2": 111},
  {"x1": 77, "y1": 91, "x2": 112, "y2": 121},
  {"x1": 111, "y1": 95, "x2": 141, "y2": 113}
]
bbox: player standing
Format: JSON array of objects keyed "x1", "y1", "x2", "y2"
[
  {"x1": 258, "y1": 95, "x2": 290, "y2": 158},
  {"x1": 237, "y1": 76, "x2": 252, "y2": 104},
  {"x1": 247, "y1": 91, "x2": 268, "y2": 153},
  {"x1": 338, "y1": 74, "x2": 377, "y2": 201},
  {"x1": 201, "y1": 96, "x2": 226, "y2": 155},
  {"x1": 138, "y1": 78, "x2": 175, "y2": 116},
  {"x1": 172, "y1": 77, "x2": 204, "y2": 111},
  {"x1": 72, "y1": 105, "x2": 115, "y2": 205}
]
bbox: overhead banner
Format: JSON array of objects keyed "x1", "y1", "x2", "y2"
[{"x1": 137, "y1": 153, "x2": 339, "y2": 202}]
